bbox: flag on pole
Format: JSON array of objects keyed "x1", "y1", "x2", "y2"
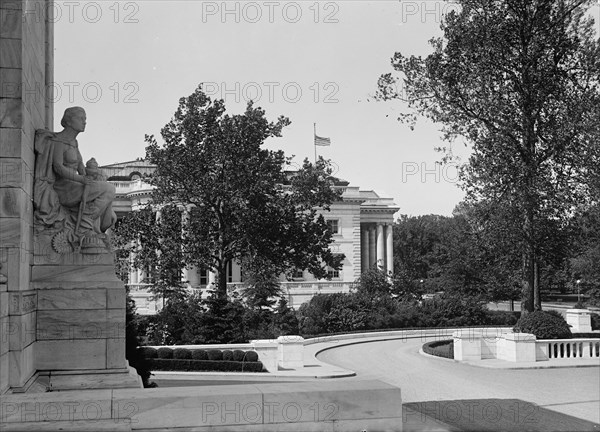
[{"x1": 314, "y1": 134, "x2": 331, "y2": 146}]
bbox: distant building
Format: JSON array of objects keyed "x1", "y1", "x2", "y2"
[{"x1": 102, "y1": 160, "x2": 399, "y2": 313}]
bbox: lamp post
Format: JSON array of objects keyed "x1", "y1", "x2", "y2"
[{"x1": 576, "y1": 279, "x2": 581, "y2": 305}]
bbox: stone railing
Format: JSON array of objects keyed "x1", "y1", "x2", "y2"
[
  {"x1": 536, "y1": 339, "x2": 600, "y2": 361},
  {"x1": 127, "y1": 283, "x2": 153, "y2": 291},
  {"x1": 280, "y1": 281, "x2": 353, "y2": 292},
  {"x1": 112, "y1": 180, "x2": 136, "y2": 191},
  {"x1": 111, "y1": 179, "x2": 154, "y2": 194},
  {"x1": 454, "y1": 329, "x2": 600, "y2": 363}
]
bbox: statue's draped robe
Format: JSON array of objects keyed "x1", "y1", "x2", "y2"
[{"x1": 34, "y1": 130, "x2": 65, "y2": 227}]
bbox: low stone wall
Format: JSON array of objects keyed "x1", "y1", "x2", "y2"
[
  {"x1": 454, "y1": 330, "x2": 600, "y2": 363},
  {"x1": 0, "y1": 379, "x2": 403, "y2": 431}
]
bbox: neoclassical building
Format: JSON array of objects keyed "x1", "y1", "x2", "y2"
[{"x1": 102, "y1": 160, "x2": 399, "y2": 312}]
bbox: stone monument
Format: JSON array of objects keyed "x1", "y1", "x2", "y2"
[{"x1": 28, "y1": 107, "x2": 141, "y2": 391}]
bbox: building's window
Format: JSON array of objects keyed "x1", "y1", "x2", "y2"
[
  {"x1": 327, "y1": 219, "x2": 339, "y2": 234},
  {"x1": 327, "y1": 268, "x2": 340, "y2": 279},
  {"x1": 199, "y1": 269, "x2": 208, "y2": 286},
  {"x1": 292, "y1": 269, "x2": 304, "y2": 279},
  {"x1": 326, "y1": 252, "x2": 343, "y2": 279},
  {"x1": 143, "y1": 266, "x2": 156, "y2": 284},
  {"x1": 227, "y1": 261, "x2": 233, "y2": 283}
]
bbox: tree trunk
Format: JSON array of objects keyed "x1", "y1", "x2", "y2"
[
  {"x1": 533, "y1": 257, "x2": 541, "y2": 311},
  {"x1": 216, "y1": 263, "x2": 228, "y2": 300},
  {"x1": 521, "y1": 242, "x2": 535, "y2": 314}
]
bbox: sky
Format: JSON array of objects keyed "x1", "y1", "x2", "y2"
[{"x1": 52, "y1": 0, "x2": 600, "y2": 217}]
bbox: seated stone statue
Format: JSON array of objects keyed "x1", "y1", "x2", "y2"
[{"x1": 34, "y1": 107, "x2": 117, "y2": 253}]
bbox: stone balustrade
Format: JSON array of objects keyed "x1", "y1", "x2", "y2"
[
  {"x1": 536, "y1": 339, "x2": 600, "y2": 361},
  {"x1": 453, "y1": 323, "x2": 600, "y2": 363}
]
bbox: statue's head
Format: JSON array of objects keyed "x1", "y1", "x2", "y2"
[
  {"x1": 86, "y1": 158, "x2": 98, "y2": 169},
  {"x1": 61, "y1": 107, "x2": 87, "y2": 132}
]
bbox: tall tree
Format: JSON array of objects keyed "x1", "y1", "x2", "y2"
[
  {"x1": 379, "y1": 0, "x2": 600, "y2": 313},
  {"x1": 141, "y1": 85, "x2": 343, "y2": 299},
  {"x1": 114, "y1": 204, "x2": 185, "y2": 301}
]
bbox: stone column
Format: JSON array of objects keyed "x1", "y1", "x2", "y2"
[
  {"x1": 180, "y1": 206, "x2": 189, "y2": 284},
  {"x1": 386, "y1": 224, "x2": 394, "y2": 275},
  {"x1": 376, "y1": 224, "x2": 385, "y2": 270},
  {"x1": 368, "y1": 226, "x2": 376, "y2": 269},
  {"x1": 208, "y1": 271, "x2": 216, "y2": 287},
  {"x1": 128, "y1": 251, "x2": 138, "y2": 284},
  {"x1": 361, "y1": 226, "x2": 369, "y2": 273}
]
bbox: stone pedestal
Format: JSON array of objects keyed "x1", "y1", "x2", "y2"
[
  {"x1": 496, "y1": 333, "x2": 537, "y2": 362},
  {"x1": 250, "y1": 339, "x2": 279, "y2": 372},
  {"x1": 566, "y1": 309, "x2": 592, "y2": 333},
  {"x1": 277, "y1": 335, "x2": 304, "y2": 369},
  {"x1": 452, "y1": 330, "x2": 482, "y2": 361},
  {"x1": 29, "y1": 237, "x2": 141, "y2": 391}
]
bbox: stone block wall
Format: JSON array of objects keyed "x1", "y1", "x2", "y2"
[{"x1": 0, "y1": 0, "x2": 53, "y2": 394}]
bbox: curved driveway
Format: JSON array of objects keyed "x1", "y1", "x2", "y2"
[{"x1": 317, "y1": 336, "x2": 600, "y2": 424}]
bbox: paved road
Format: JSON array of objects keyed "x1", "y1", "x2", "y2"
[{"x1": 317, "y1": 336, "x2": 600, "y2": 425}]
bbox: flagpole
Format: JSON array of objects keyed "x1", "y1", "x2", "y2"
[{"x1": 313, "y1": 123, "x2": 317, "y2": 165}]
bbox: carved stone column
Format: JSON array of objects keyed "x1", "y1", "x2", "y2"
[
  {"x1": 128, "y1": 250, "x2": 138, "y2": 284},
  {"x1": 361, "y1": 226, "x2": 369, "y2": 273},
  {"x1": 376, "y1": 224, "x2": 385, "y2": 270},
  {"x1": 368, "y1": 226, "x2": 377, "y2": 269},
  {"x1": 386, "y1": 224, "x2": 394, "y2": 275},
  {"x1": 180, "y1": 206, "x2": 189, "y2": 284}
]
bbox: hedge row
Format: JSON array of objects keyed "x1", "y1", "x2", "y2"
[
  {"x1": 138, "y1": 347, "x2": 259, "y2": 362},
  {"x1": 147, "y1": 359, "x2": 265, "y2": 372},
  {"x1": 422, "y1": 339, "x2": 454, "y2": 359},
  {"x1": 571, "y1": 333, "x2": 600, "y2": 339}
]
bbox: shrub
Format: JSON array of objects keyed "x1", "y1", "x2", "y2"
[
  {"x1": 173, "y1": 348, "x2": 192, "y2": 360},
  {"x1": 513, "y1": 311, "x2": 572, "y2": 339},
  {"x1": 139, "y1": 347, "x2": 158, "y2": 359},
  {"x1": 192, "y1": 349, "x2": 208, "y2": 360},
  {"x1": 487, "y1": 311, "x2": 520, "y2": 326},
  {"x1": 545, "y1": 309, "x2": 564, "y2": 320},
  {"x1": 423, "y1": 340, "x2": 454, "y2": 359},
  {"x1": 572, "y1": 333, "x2": 600, "y2": 338},
  {"x1": 232, "y1": 350, "x2": 245, "y2": 362},
  {"x1": 222, "y1": 350, "x2": 233, "y2": 361},
  {"x1": 207, "y1": 349, "x2": 223, "y2": 361},
  {"x1": 157, "y1": 347, "x2": 173, "y2": 359},
  {"x1": 147, "y1": 359, "x2": 264, "y2": 373},
  {"x1": 244, "y1": 351, "x2": 259, "y2": 362},
  {"x1": 125, "y1": 292, "x2": 152, "y2": 387}
]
